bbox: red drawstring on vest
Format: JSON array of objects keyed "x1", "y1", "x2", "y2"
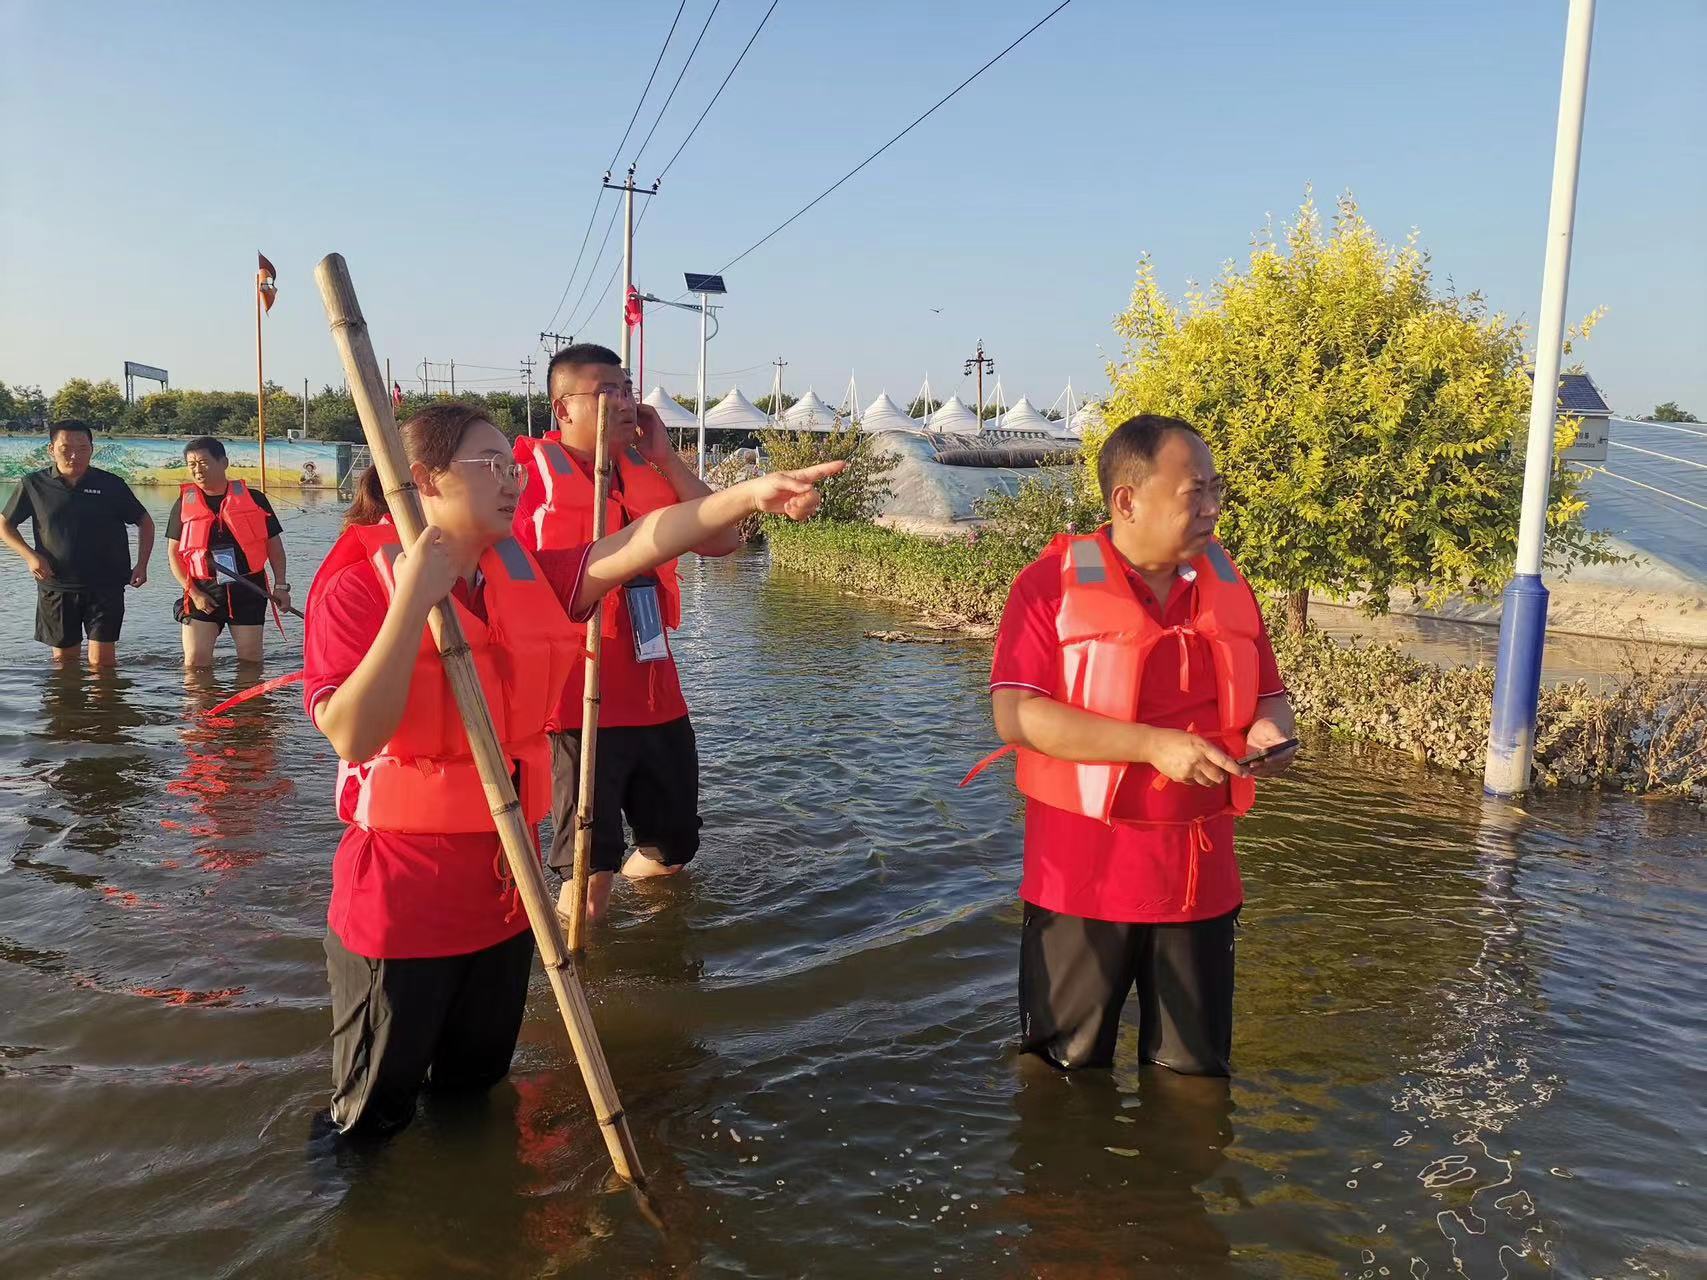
[
  {"x1": 1170, "y1": 624, "x2": 1197, "y2": 689},
  {"x1": 1184, "y1": 818, "x2": 1211, "y2": 913},
  {"x1": 492, "y1": 845, "x2": 522, "y2": 924}
]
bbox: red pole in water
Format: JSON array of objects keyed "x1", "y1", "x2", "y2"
[{"x1": 256, "y1": 253, "x2": 278, "y2": 490}]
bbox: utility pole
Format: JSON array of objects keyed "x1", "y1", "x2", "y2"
[
  {"x1": 303, "y1": 377, "x2": 309, "y2": 437},
  {"x1": 521, "y1": 356, "x2": 536, "y2": 437},
  {"x1": 420, "y1": 359, "x2": 428, "y2": 395},
  {"x1": 539, "y1": 331, "x2": 573, "y2": 354},
  {"x1": 602, "y1": 165, "x2": 659, "y2": 374},
  {"x1": 964, "y1": 339, "x2": 994, "y2": 432},
  {"x1": 1485, "y1": 0, "x2": 1597, "y2": 796},
  {"x1": 449, "y1": 358, "x2": 456, "y2": 396},
  {"x1": 770, "y1": 356, "x2": 788, "y2": 424}
]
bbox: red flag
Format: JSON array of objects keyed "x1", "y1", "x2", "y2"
[
  {"x1": 257, "y1": 252, "x2": 278, "y2": 313},
  {"x1": 392, "y1": 381, "x2": 403, "y2": 409},
  {"x1": 624, "y1": 286, "x2": 643, "y2": 330}
]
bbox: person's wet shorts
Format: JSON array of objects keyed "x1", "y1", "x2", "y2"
[
  {"x1": 35, "y1": 584, "x2": 124, "y2": 648},
  {"x1": 173, "y1": 574, "x2": 269, "y2": 630},
  {"x1": 547, "y1": 715, "x2": 702, "y2": 878}
]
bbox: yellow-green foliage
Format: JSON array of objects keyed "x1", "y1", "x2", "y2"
[{"x1": 1089, "y1": 192, "x2": 1611, "y2": 611}]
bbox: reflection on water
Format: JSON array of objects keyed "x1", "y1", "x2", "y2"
[{"x1": 0, "y1": 505, "x2": 1704, "y2": 1278}]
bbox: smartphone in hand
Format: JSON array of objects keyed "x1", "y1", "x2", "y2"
[{"x1": 1238, "y1": 738, "x2": 1299, "y2": 768}]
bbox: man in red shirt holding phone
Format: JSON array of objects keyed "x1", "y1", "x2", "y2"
[
  {"x1": 976, "y1": 413, "x2": 1296, "y2": 1076},
  {"x1": 513, "y1": 344, "x2": 742, "y2": 927}
]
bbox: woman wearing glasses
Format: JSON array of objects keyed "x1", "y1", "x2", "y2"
[{"x1": 303, "y1": 402, "x2": 839, "y2": 1137}]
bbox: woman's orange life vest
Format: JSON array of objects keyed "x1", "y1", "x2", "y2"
[
  {"x1": 515, "y1": 435, "x2": 682, "y2": 636},
  {"x1": 966, "y1": 533, "x2": 1263, "y2": 826},
  {"x1": 307, "y1": 521, "x2": 580, "y2": 835},
  {"x1": 177, "y1": 480, "x2": 272, "y2": 582}
]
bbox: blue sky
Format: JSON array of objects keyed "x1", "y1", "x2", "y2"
[{"x1": 3, "y1": 0, "x2": 1703, "y2": 417}]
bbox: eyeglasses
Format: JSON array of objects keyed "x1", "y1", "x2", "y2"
[
  {"x1": 559, "y1": 385, "x2": 636, "y2": 403},
  {"x1": 450, "y1": 457, "x2": 528, "y2": 484}
]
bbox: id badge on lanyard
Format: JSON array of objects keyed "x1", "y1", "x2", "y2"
[
  {"x1": 624, "y1": 573, "x2": 670, "y2": 663},
  {"x1": 211, "y1": 545, "x2": 241, "y2": 581}
]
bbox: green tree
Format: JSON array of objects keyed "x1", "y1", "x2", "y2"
[
  {"x1": 8, "y1": 383, "x2": 48, "y2": 428},
  {"x1": 1093, "y1": 192, "x2": 1611, "y2": 634},
  {"x1": 1650, "y1": 401, "x2": 1698, "y2": 423},
  {"x1": 50, "y1": 378, "x2": 127, "y2": 431},
  {"x1": 756, "y1": 424, "x2": 896, "y2": 524},
  {"x1": 907, "y1": 396, "x2": 942, "y2": 419}
]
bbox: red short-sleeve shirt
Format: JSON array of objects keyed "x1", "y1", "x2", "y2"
[
  {"x1": 513, "y1": 435, "x2": 689, "y2": 730},
  {"x1": 990, "y1": 529, "x2": 1286, "y2": 924},
  {"x1": 303, "y1": 542, "x2": 592, "y2": 960}
]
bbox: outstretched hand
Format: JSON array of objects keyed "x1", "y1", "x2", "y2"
[{"x1": 744, "y1": 460, "x2": 846, "y2": 521}]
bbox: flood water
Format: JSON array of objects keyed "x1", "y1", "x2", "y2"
[{"x1": 1, "y1": 491, "x2": 1704, "y2": 1278}]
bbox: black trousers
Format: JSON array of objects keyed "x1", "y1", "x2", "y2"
[
  {"x1": 546, "y1": 716, "x2": 702, "y2": 878},
  {"x1": 324, "y1": 927, "x2": 535, "y2": 1137},
  {"x1": 1019, "y1": 904, "x2": 1239, "y2": 1076}
]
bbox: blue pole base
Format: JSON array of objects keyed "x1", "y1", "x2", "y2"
[{"x1": 1483, "y1": 574, "x2": 1550, "y2": 796}]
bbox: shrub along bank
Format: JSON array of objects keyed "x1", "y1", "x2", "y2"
[{"x1": 765, "y1": 519, "x2": 1707, "y2": 800}]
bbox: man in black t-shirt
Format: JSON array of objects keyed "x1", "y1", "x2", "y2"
[
  {"x1": 0, "y1": 420, "x2": 154, "y2": 665},
  {"x1": 165, "y1": 436, "x2": 289, "y2": 666}
]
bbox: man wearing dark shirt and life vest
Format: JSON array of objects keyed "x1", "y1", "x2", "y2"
[
  {"x1": 165, "y1": 436, "x2": 290, "y2": 667},
  {"x1": 976, "y1": 413, "x2": 1296, "y2": 1077},
  {"x1": 513, "y1": 344, "x2": 742, "y2": 927},
  {"x1": 0, "y1": 420, "x2": 154, "y2": 666}
]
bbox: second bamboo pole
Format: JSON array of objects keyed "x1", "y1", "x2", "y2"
[{"x1": 567, "y1": 394, "x2": 612, "y2": 953}]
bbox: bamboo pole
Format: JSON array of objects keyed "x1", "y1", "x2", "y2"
[
  {"x1": 313, "y1": 253, "x2": 658, "y2": 1220},
  {"x1": 566, "y1": 394, "x2": 612, "y2": 953}
]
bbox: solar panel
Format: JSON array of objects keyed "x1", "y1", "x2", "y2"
[
  {"x1": 1556, "y1": 373, "x2": 1610, "y2": 414},
  {"x1": 684, "y1": 273, "x2": 727, "y2": 295},
  {"x1": 1527, "y1": 370, "x2": 1611, "y2": 415}
]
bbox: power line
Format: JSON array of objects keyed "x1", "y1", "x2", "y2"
[
  {"x1": 632, "y1": 0, "x2": 723, "y2": 168},
  {"x1": 543, "y1": 191, "x2": 608, "y2": 333},
  {"x1": 563, "y1": 0, "x2": 777, "y2": 340},
  {"x1": 544, "y1": 0, "x2": 688, "y2": 334},
  {"x1": 562, "y1": 198, "x2": 625, "y2": 334},
  {"x1": 567, "y1": 196, "x2": 657, "y2": 336},
  {"x1": 648, "y1": 360, "x2": 770, "y2": 379},
  {"x1": 699, "y1": 0, "x2": 1072, "y2": 283},
  {"x1": 657, "y1": 0, "x2": 779, "y2": 182},
  {"x1": 606, "y1": 0, "x2": 688, "y2": 172}
]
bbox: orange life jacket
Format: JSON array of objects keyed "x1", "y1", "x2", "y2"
[
  {"x1": 308, "y1": 521, "x2": 580, "y2": 835},
  {"x1": 966, "y1": 533, "x2": 1263, "y2": 826},
  {"x1": 178, "y1": 480, "x2": 271, "y2": 582},
  {"x1": 515, "y1": 434, "x2": 682, "y2": 636}
]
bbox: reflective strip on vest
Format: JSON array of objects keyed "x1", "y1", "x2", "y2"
[
  {"x1": 491, "y1": 537, "x2": 535, "y2": 581},
  {"x1": 1204, "y1": 541, "x2": 1238, "y2": 584},
  {"x1": 1067, "y1": 538, "x2": 1107, "y2": 584}
]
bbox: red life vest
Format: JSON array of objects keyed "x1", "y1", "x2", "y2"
[
  {"x1": 515, "y1": 434, "x2": 682, "y2": 636},
  {"x1": 967, "y1": 534, "x2": 1263, "y2": 826},
  {"x1": 307, "y1": 521, "x2": 580, "y2": 835},
  {"x1": 177, "y1": 480, "x2": 271, "y2": 582}
]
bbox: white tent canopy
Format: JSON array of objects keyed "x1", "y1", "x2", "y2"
[
  {"x1": 704, "y1": 387, "x2": 770, "y2": 433},
  {"x1": 859, "y1": 392, "x2": 922, "y2": 435},
  {"x1": 1064, "y1": 401, "x2": 1103, "y2": 439},
  {"x1": 993, "y1": 395, "x2": 1060, "y2": 435},
  {"x1": 928, "y1": 395, "x2": 982, "y2": 436},
  {"x1": 643, "y1": 386, "x2": 700, "y2": 432},
  {"x1": 780, "y1": 389, "x2": 841, "y2": 432}
]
